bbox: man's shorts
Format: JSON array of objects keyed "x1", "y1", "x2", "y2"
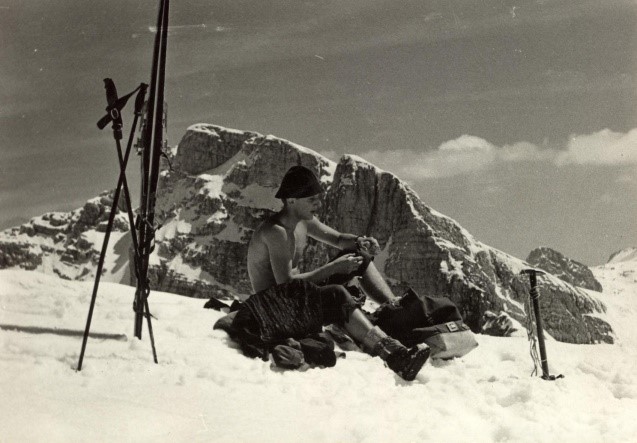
[{"x1": 232, "y1": 279, "x2": 361, "y2": 345}]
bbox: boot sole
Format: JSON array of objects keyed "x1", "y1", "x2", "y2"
[{"x1": 399, "y1": 345, "x2": 431, "y2": 381}]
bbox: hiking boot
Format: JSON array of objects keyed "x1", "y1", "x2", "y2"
[
  {"x1": 362, "y1": 326, "x2": 430, "y2": 381},
  {"x1": 384, "y1": 343, "x2": 431, "y2": 381}
]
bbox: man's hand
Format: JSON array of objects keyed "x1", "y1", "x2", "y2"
[
  {"x1": 329, "y1": 253, "x2": 364, "y2": 274},
  {"x1": 356, "y1": 236, "x2": 381, "y2": 256}
]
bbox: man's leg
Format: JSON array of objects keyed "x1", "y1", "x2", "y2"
[
  {"x1": 319, "y1": 284, "x2": 429, "y2": 381},
  {"x1": 342, "y1": 306, "x2": 376, "y2": 342},
  {"x1": 325, "y1": 248, "x2": 397, "y2": 304},
  {"x1": 359, "y1": 261, "x2": 398, "y2": 304}
]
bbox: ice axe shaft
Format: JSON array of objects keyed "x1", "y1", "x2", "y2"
[{"x1": 521, "y1": 268, "x2": 562, "y2": 381}]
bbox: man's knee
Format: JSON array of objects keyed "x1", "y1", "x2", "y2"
[
  {"x1": 325, "y1": 248, "x2": 373, "y2": 286},
  {"x1": 320, "y1": 284, "x2": 360, "y2": 325}
]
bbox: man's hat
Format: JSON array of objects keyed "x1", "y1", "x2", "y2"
[{"x1": 275, "y1": 165, "x2": 323, "y2": 199}]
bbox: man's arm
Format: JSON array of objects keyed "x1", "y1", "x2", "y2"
[
  {"x1": 306, "y1": 217, "x2": 359, "y2": 250},
  {"x1": 306, "y1": 217, "x2": 381, "y2": 254},
  {"x1": 263, "y1": 224, "x2": 362, "y2": 284}
]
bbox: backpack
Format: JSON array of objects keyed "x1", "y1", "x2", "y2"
[{"x1": 370, "y1": 288, "x2": 478, "y2": 360}]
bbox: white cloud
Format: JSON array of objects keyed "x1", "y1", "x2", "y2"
[
  {"x1": 360, "y1": 135, "x2": 555, "y2": 179},
  {"x1": 358, "y1": 128, "x2": 637, "y2": 180},
  {"x1": 556, "y1": 128, "x2": 637, "y2": 166},
  {"x1": 359, "y1": 136, "x2": 494, "y2": 179}
]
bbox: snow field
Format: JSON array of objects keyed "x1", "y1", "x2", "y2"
[{"x1": 1, "y1": 269, "x2": 636, "y2": 442}]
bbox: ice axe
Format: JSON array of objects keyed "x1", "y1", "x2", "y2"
[{"x1": 520, "y1": 268, "x2": 564, "y2": 381}]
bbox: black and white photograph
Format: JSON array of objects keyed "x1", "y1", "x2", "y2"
[{"x1": 1, "y1": 1, "x2": 636, "y2": 441}]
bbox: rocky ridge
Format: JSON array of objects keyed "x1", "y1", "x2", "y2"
[
  {"x1": 150, "y1": 124, "x2": 612, "y2": 344},
  {"x1": 527, "y1": 246, "x2": 603, "y2": 292},
  {"x1": 0, "y1": 124, "x2": 614, "y2": 344}
]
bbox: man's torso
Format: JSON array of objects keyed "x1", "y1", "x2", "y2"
[{"x1": 247, "y1": 216, "x2": 308, "y2": 293}]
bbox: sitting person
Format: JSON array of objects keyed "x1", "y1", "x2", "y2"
[{"x1": 232, "y1": 165, "x2": 430, "y2": 381}]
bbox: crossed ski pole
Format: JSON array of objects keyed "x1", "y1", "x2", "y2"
[{"x1": 77, "y1": 80, "x2": 156, "y2": 371}]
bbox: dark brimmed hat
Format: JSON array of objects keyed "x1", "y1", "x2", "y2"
[{"x1": 275, "y1": 166, "x2": 323, "y2": 199}]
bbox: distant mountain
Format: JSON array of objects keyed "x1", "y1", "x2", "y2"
[
  {"x1": 0, "y1": 124, "x2": 615, "y2": 344},
  {"x1": 607, "y1": 247, "x2": 637, "y2": 264},
  {"x1": 0, "y1": 191, "x2": 130, "y2": 283},
  {"x1": 527, "y1": 246, "x2": 603, "y2": 292}
]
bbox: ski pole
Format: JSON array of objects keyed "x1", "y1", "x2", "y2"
[
  {"x1": 520, "y1": 268, "x2": 564, "y2": 381},
  {"x1": 78, "y1": 82, "x2": 148, "y2": 371},
  {"x1": 77, "y1": 137, "x2": 132, "y2": 371}
]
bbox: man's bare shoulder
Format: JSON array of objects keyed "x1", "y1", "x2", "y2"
[{"x1": 253, "y1": 217, "x2": 287, "y2": 245}]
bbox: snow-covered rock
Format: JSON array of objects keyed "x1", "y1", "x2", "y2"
[
  {"x1": 481, "y1": 311, "x2": 521, "y2": 337},
  {"x1": 0, "y1": 124, "x2": 615, "y2": 344},
  {"x1": 592, "y1": 254, "x2": 637, "y2": 346}
]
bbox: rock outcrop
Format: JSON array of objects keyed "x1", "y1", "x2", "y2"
[
  {"x1": 481, "y1": 311, "x2": 519, "y2": 337},
  {"x1": 527, "y1": 247, "x2": 603, "y2": 292}
]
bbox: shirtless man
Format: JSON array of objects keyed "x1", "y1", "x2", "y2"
[
  {"x1": 238, "y1": 165, "x2": 429, "y2": 381},
  {"x1": 247, "y1": 182, "x2": 395, "y2": 303}
]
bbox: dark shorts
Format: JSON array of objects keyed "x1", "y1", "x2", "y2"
[{"x1": 233, "y1": 281, "x2": 361, "y2": 345}]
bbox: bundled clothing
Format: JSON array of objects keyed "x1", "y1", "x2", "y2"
[
  {"x1": 214, "y1": 248, "x2": 371, "y2": 364},
  {"x1": 213, "y1": 248, "x2": 458, "y2": 379},
  {"x1": 222, "y1": 280, "x2": 360, "y2": 362}
]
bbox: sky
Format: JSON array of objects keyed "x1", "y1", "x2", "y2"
[{"x1": 1, "y1": 0, "x2": 636, "y2": 265}]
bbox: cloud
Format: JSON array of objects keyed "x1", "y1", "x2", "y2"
[
  {"x1": 358, "y1": 128, "x2": 637, "y2": 180},
  {"x1": 361, "y1": 135, "x2": 555, "y2": 179},
  {"x1": 556, "y1": 128, "x2": 637, "y2": 166}
]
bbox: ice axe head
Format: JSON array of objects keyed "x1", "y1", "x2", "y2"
[
  {"x1": 520, "y1": 268, "x2": 546, "y2": 287},
  {"x1": 520, "y1": 268, "x2": 546, "y2": 277}
]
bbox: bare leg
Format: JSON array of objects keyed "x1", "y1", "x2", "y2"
[
  {"x1": 342, "y1": 308, "x2": 376, "y2": 343},
  {"x1": 343, "y1": 305, "x2": 431, "y2": 382},
  {"x1": 359, "y1": 261, "x2": 398, "y2": 304}
]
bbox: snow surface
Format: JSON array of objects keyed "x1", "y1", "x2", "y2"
[{"x1": 1, "y1": 266, "x2": 637, "y2": 442}]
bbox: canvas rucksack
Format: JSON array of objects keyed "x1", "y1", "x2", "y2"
[{"x1": 370, "y1": 288, "x2": 478, "y2": 360}]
